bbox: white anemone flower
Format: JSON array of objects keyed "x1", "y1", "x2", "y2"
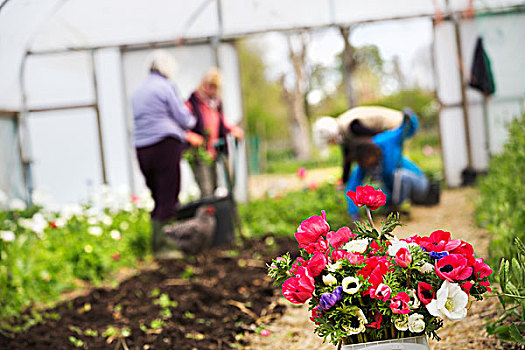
[
  {"x1": 426, "y1": 280, "x2": 468, "y2": 321},
  {"x1": 327, "y1": 260, "x2": 343, "y2": 272},
  {"x1": 342, "y1": 276, "x2": 361, "y2": 294},
  {"x1": 419, "y1": 262, "x2": 434, "y2": 274},
  {"x1": 343, "y1": 308, "x2": 368, "y2": 335},
  {"x1": 408, "y1": 289, "x2": 421, "y2": 308},
  {"x1": 343, "y1": 238, "x2": 369, "y2": 254},
  {"x1": 31, "y1": 213, "x2": 48, "y2": 234},
  {"x1": 8, "y1": 198, "x2": 26, "y2": 211},
  {"x1": 387, "y1": 236, "x2": 409, "y2": 256},
  {"x1": 87, "y1": 216, "x2": 99, "y2": 225},
  {"x1": 394, "y1": 314, "x2": 409, "y2": 331},
  {"x1": 408, "y1": 313, "x2": 426, "y2": 333},
  {"x1": 54, "y1": 218, "x2": 66, "y2": 228},
  {"x1": 322, "y1": 274, "x2": 338, "y2": 286},
  {"x1": 88, "y1": 226, "x2": 103, "y2": 237},
  {"x1": 0, "y1": 230, "x2": 15, "y2": 242},
  {"x1": 102, "y1": 215, "x2": 113, "y2": 226},
  {"x1": 110, "y1": 230, "x2": 121, "y2": 241}
]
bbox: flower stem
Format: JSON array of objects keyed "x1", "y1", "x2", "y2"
[{"x1": 366, "y1": 207, "x2": 375, "y2": 230}]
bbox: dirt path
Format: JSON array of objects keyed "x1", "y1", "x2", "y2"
[{"x1": 245, "y1": 187, "x2": 503, "y2": 350}]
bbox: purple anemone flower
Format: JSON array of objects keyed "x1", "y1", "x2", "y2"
[
  {"x1": 319, "y1": 286, "x2": 343, "y2": 310},
  {"x1": 430, "y1": 251, "x2": 449, "y2": 260}
]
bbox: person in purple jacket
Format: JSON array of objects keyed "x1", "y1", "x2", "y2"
[{"x1": 131, "y1": 50, "x2": 203, "y2": 258}]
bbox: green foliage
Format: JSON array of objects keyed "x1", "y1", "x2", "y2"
[
  {"x1": 237, "y1": 39, "x2": 288, "y2": 141},
  {"x1": 367, "y1": 89, "x2": 439, "y2": 129},
  {"x1": 476, "y1": 116, "x2": 525, "y2": 268},
  {"x1": 487, "y1": 237, "x2": 525, "y2": 344},
  {"x1": 0, "y1": 204, "x2": 151, "y2": 320},
  {"x1": 266, "y1": 145, "x2": 341, "y2": 174},
  {"x1": 478, "y1": 116, "x2": 525, "y2": 344},
  {"x1": 404, "y1": 129, "x2": 443, "y2": 178},
  {"x1": 239, "y1": 183, "x2": 350, "y2": 238}
]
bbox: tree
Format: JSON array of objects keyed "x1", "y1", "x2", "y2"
[
  {"x1": 237, "y1": 40, "x2": 288, "y2": 142},
  {"x1": 279, "y1": 32, "x2": 311, "y2": 159},
  {"x1": 339, "y1": 26, "x2": 356, "y2": 108}
]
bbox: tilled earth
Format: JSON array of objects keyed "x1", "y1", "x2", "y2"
[{"x1": 0, "y1": 236, "x2": 298, "y2": 350}]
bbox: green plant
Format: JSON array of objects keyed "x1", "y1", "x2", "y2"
[
  {"x1": 487, "y1": 237, "x2": 525, "y2": 344},
  {"x1": 68, "y1": 335, "x2": 84, "y2": 348},
  {"x1": 239, "y1": 183, "x2": 349, "y2": 237},
  {"x1": 0, "y1": 201, "x2": 151, "y2": 321},
  {"x1": 476, "y1": 115, "x2": 525, "y2": 268}
]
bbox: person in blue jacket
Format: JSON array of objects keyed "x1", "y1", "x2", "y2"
[{"x1": 345, "y1": 109, "x2": 436, "y2": 220}]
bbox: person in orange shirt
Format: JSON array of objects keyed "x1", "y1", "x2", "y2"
[{"x1": 186, "y1": 68, "x2": 243, "y2": 197}]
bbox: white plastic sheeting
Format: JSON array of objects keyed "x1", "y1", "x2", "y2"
[
  {"x1": 0, "y1": 114, "x2": 24, "y2": 201},
  {"x1": 434, "y1": 11, "x2": 525, "y2": 186},
  {"x1": 2, "y1": 0, "x2": 523, "y2": 109},
  {"x1": 15, "y1": 42, "x2": 246, "y2": 205},
  {"x1": 1, "y1": 0, "x2": 524, "y2": 202}
]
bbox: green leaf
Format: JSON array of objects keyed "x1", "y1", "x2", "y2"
[
  {"x1": 499, "y1": 259, "x2": 509, "y2": 294},
  {"x1": 512, "y1": 258, "x2": 524, "y2": 287},
  {"x1": 516, "y1": 238, "x2": 525, "y2": 256},
  {"x1": 509, "y1": 324, "x2": 525, "y2": 344}
]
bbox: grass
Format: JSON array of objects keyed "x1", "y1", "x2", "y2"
[
  {"x1": 263, "y1": 129, "x2": 443, "y2": 177},
  {"x1": 239, "y1": 182, "x2": 352, "y2": 238}
]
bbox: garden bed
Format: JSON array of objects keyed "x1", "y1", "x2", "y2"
[{"x1": 0, "y1": 236, "x2": 297, "y2": 350}]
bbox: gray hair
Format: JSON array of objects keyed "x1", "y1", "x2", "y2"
[{"x1": 147, "y1": 50, "x2": 177, "y2": 79}]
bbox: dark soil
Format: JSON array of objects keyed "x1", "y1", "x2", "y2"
[{"x1": 0, "y1": 236, "x2": 297, "y2": 350}]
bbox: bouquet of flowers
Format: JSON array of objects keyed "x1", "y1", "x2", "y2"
[{"x1": 268, "y1": 185, "x2": 493, "y2": 347}]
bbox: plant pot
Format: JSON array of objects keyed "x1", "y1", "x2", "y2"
[{"x1": 341, "y1": 336, "x2": 429, "y2": 350}]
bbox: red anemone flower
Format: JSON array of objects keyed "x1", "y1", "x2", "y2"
[
  {"x1": 419, "y1": 230, "x2": 461, "y2": 253},
  {"x1": 294, "y1": 211, "x2": 330, "y2": 248},
  {"x1": 461, "y1": 281, "x2": 473, "y2": 295},
  {"x1": 327, "y1": 226, "x2": 356, "y2": 249},
  {"x1": 473, "y1": 258, "x2": 493, "y2": 279},
  {"x1": 417, "y1": 282, "x2": 435, "y2": 305},
  {"x1": 449, "y1": 240, "x2": 475, "y2": 266},
  {"x1": 330, "y1": 249, "x2": 348, "y2": 262},
  {"x1": 435, "y1": 254, "x2": 473, "y2": 281},
  {"x1": 310, "y1": 307, "x2": 322, "y2": 324},
  {"x1": 282, "y1": 267, "x2": 315, "y2": 304},
  {"x1": 304, "y1": 236, "x2": 329, "y2": 254},
  {"x1": 395, "y1": 248, "x2": 412, "y2": 268},
  {"x1": 346, "y1": 185, "x2": 386, "y2": 210},
  {"x1": 306, "y1": 252, "x2": 328, "y2": 277},
  {"x1": 370, "y1": 283, "x2": 392, "y2": 302},
  {"x1": 390, "y1": 292, "x2": 410, "y2": 314},
  {"x1": 366, "y1": 311, "x2": 383, "y2": 329}
]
